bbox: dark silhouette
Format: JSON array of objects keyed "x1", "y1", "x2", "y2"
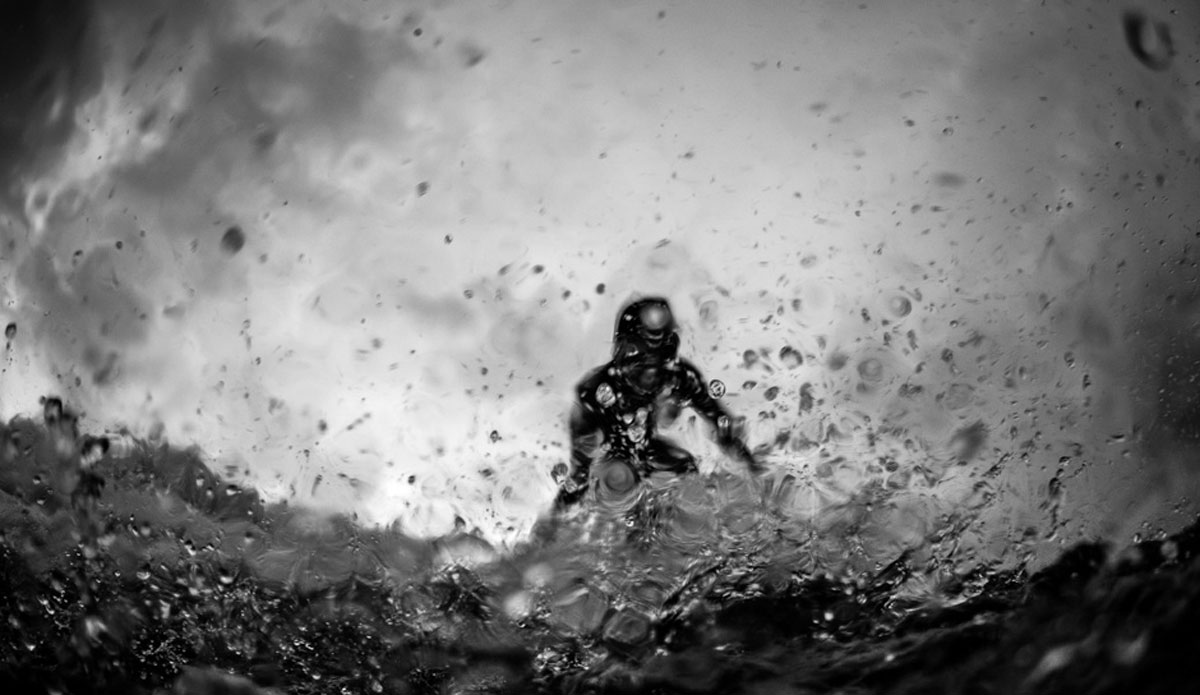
[{"x1": 554, "y1": 297, "x2": 762, "y2": 510}]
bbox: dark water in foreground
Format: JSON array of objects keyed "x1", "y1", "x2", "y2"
[{"x1": 2, "y1": 415, "x2": 1198, "y2": 695}]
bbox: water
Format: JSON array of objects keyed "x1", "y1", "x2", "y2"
[
  {"x1": 2, "y1": 411, "x2": 1198, "y2": 693},
  {"x1": 3, "y1": 0, "x2": 1200, "y2": 692}
]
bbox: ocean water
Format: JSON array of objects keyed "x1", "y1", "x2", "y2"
[
  {"x1": 1, "y1": 411, "x2": 1198, "y2": 694},
  {"x1": 3, "y1": 1, "x2": 1200, "y2": 692}
]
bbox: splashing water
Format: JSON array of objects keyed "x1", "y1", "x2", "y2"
[
  {"x1": 3, "y1": 413, "x2": 1200, "y2": 693},
  {"x1": 3, "y1": 0, "x2": 1200, "y2": 693}
]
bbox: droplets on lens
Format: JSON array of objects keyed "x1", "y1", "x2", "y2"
[
  {"x1": 597, "y1": 460, "x2": 637, "y2": 498},
  {"x1": 857, "y1": 357, "x2": 883, "y2": 382},
  {"x1": 596, "y1": 382, "x2": 616, "y2": 407},
  {"x1": 1122, "y1": 10, "x2": 1174, "y2": 71},
  {"x1": 887, "y1": 295, "x2": 912, "y2": 318},
  {"x1": 220, "y1": 225, "x2": 245, "y2": 255},
  {"x1": 779, "y1": 345, "x2": 803, "y2": 369},
  {"x1": 698, "y1": 300, "x2": 719, "y2": 330}
]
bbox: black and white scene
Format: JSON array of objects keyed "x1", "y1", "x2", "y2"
[{"x1": 2, "y1": 1, "x2": 1200, "y2": 693}]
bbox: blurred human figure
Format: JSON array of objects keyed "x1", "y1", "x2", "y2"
[{"x1": 554, "y1": 297, "x2": 761, "y2": 510}]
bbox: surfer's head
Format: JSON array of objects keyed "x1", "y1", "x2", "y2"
[
  {"x1": 612, "y1": 297, "x2": 679, "y2": 363},
  {"x1": 611, "y1": 297, "x2": 679, "y2": 395}
]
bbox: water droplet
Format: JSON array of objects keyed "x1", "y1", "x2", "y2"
[
  {"x1": 779, "y1": 345, "x2": 803, "y2": 368},
  {"x1": 887, "y1": 295, "x2": 912, "y2": 317},
  {"x1": 503, "y1": 590, "x2": 534, "y2": 619},
  {"x1": 950, "y1": 421, "x2": 988, "y2": 461},
  {"x1": 220, "y1": 226, "x2": 245, "y2": 255},
  {"x1": 596, "y1": 382, "x2": 616, "y2": 406},
  {"x1": 708, "y1": 379, "x2": 726, "y2": 398},
  {"x1": 1123, "y1": 10, "x2": 1174, "y2": 71},
  {"x1": 857, "y1": 358, "x2": 883, "y2": 382},
  {"x1": 798, "y1": 383, "x2": 815, "y2": 412},
  {"x1": 83, "y1": 615, "x2": 108, "y2": 641},
  {"x1": 698, "y1": 300, "x2": 719, "y2": 330},
  {"x1": 598, "y1": 460, "x2": 637, "y2": 496},
  {"x1": 942, "y1": 383, "x2": 974, "y2": 410},
  {"x1": 551, "y1": 586, "x2": 608, "y2": 634},
  {"x1": 603, "y1": 607, "x2": 650, "y2": 649},
  {"x1": 933, "y1": 172, "x2": 965, "y2": 188},
  {"x1": 42, "y1": 397, "x2": 64, "y2": 425},
  {"x1": 523, "y1": 563, "x2": 554, "y2": 589}
]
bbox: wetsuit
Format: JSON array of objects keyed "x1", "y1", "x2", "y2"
[{"x1": 555, "y1": 297, "x2": 759, "y2": 509}]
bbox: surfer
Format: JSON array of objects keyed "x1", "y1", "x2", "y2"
[{"x1": 554, "y1": 296, "x2": 762, "y2": 510}]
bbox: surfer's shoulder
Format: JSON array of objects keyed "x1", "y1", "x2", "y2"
[{"x1": 575, "y1": 364, "x2": 613, "y2": 402}]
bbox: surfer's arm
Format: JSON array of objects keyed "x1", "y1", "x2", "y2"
[
  {"x1": 678, "y1": 361, "x2": 763, "y2": 474},
  {"x1": 555, "y1": 375, "x2": 606, "y2": 509}
]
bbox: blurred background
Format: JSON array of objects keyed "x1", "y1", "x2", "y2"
[{"x1": 1, "y1": 0, "x2": 1198, "y2": 569}]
